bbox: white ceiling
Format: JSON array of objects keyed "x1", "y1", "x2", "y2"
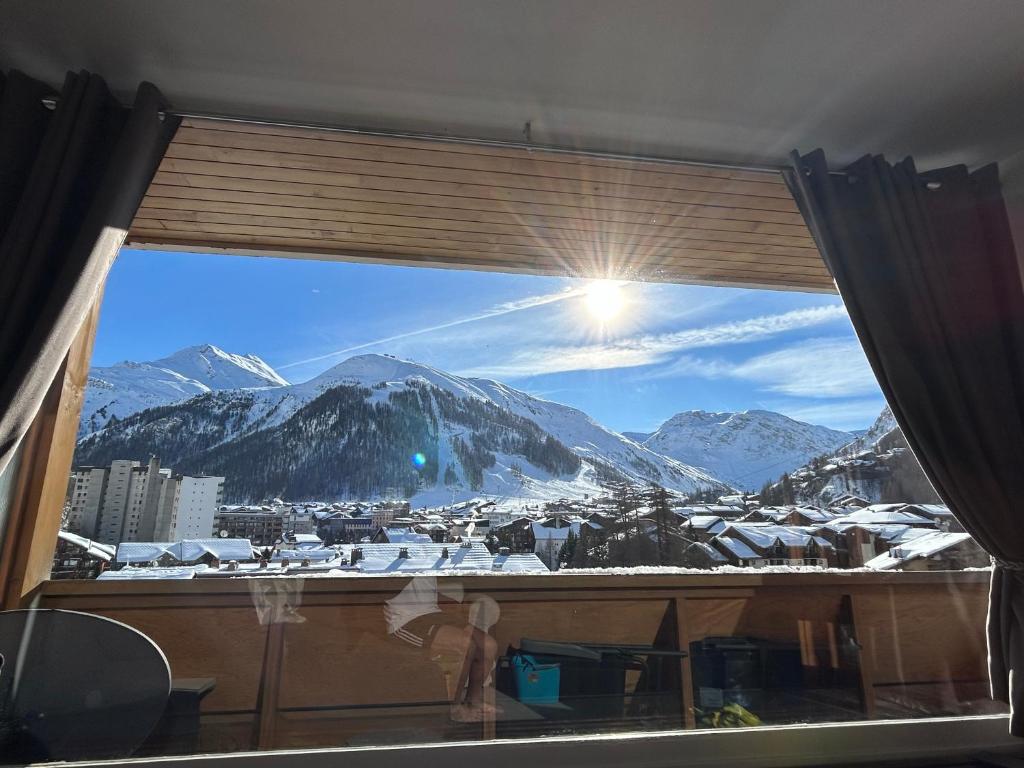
[{"x1": 3, "y1": 0, "x2": 1024, "y2": 170}]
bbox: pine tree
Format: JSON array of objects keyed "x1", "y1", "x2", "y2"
[
  {"x1": 780, "y1": 472, "x2": 795, "y2": 505},
  {"x1": 645, "y1": 483, "x2": 674, "y2": 565},
  {"x1": 559, "y1": 528, "x2": 578, "y2": 568}
]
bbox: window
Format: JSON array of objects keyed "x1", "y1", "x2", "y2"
[{"x1": 20, "y1": 241, "x2": 999, "y2": 762}]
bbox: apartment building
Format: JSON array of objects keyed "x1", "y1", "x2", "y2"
[
  {"x1": 66, "y1": 466, "x2": 109, "y2": 537},
  {"x1": 66, "y1": 458, "x2": 224, "y2": 545},
  {"x1": 166, "y1": 476, "x2": 225, "y2": 540}
]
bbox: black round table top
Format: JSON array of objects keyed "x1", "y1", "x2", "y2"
[{"x1": 0, "y1": 608, "x2": 171, "y2": 762}]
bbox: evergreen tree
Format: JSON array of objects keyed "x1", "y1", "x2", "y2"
[
  {"x1": 559, "y1": 528, "x2": 578, "y2": 568},
  {"x1": 780, "y1": 472, "x2": 796, "y2": 505}
]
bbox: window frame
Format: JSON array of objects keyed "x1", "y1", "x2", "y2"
[{"x1": 1, "y1": 124, "x2": 1015, "y2": 765}]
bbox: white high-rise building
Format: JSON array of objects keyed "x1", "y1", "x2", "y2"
[
  {"x1": 66, "y1": 467, "x2": 108, "y2": 537},
  {"x1": 68, "y1": 459, "x2": 224, "y2": 544},
  {"x1": 168, "y1": 475, "x2": 225, "y2": 540},
  {"x1": 95, "y1": 460, "x2": 140, "y2": 543}
]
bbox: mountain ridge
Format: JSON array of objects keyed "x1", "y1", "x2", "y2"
[
  {"x1": 641, "y1": 409, "x2": 853, "y2": 491},
  {"x1": 80, "y1": 344, "x2": 288, "y2": 436},
  {"x1": 75, "y1": 352, "x2": 727, "y2": 504}
]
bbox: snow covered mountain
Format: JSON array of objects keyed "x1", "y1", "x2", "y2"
[
  {"x1": 836, "y1": 405, "x2": 898, "y2": 456},
  {"x1": 773, "y1": 405, "x2": 939, "y2": 506},
  {"x1": 640, "y1": 410, "x2": 853, "y2": 491},
  {"x1": 80, "y1": 344, "x2": 288, "y2": 436},
  {"x1": 75, "y1": 353, "x2": 726, "y2": 504}
]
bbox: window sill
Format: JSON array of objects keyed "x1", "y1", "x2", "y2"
[{"x1": 63, "y1": 715, "x2": 1020, "y2": 768}]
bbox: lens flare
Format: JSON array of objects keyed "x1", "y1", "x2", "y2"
[{"x1": 411, "y1": 452, "x2": 427, "y2": 468}]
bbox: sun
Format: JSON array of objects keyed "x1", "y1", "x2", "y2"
[{"x1": 584, "y1": 280, "x2": 626, "y2": 323}]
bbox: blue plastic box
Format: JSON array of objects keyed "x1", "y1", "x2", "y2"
[{"x1": 512, "y1": 653, "x2": 560, "y2": 704}]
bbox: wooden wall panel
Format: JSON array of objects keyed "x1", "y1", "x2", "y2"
[
  {"x1": 128, "y1": 119, "x2": 833, "y2": 292},
  {"x1": 92, "y1": 607, "x2": 268, "y2": 713},
  {"x1": 855, "y1": 585, "x2": 989, "y2": 685}
]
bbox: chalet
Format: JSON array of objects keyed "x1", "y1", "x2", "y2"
[
  {"x1": 901, "y1": 504, "x2": 962, "y2": 531},
  {"x1": 51, "y1": 530, "x2": 115, "y2": 579},
  {"x1": 493, "y1": 517, "x2": 536, "y2": 554},
  {"x1": 831, "y1": 493, "x2": 870, "y2": 509},
  {"x1": 373, "y1": 527, "x2": 434, "y2": 545},
  {"x1": 712, "y1": 535, "x2": 768, "y2": 568},
  {"x1": 831, "y1": 505, "x2": 936, "y2": 528},
  {"x1": 783, "y1": 507, "x2": 838, "y2": 526},
  {"x1": 113, "y1": 538, "x2": 256, "y2": 569},
  {"x1": 682, "y1": 515, "x2": 727, "y2": 542},
  {"x1": 679, "y1": 540, "x2": 730, "y2": 569},
  {"x1": 865, "y1": 531, "x2": 989, "y2": 571},
  {"x1": 316, "y1": 512, "x2": 375, "y2": 544},
  {"x1": 531, "y1": 517, "x2": 582, "y2": 567},
  {"x1": 741, "y1": 506, "x2": 791, "y2": 523},
  {"x1": 282, "y1": 532, "x2": 323, "y2": 550},
  {"x1": 722, "y1": 524, "x2": 836, "y2": 567}
]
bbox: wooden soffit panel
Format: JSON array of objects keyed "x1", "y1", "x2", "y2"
[{"x1": 128, "y1": 118, "x2": 833, "y2": 292}]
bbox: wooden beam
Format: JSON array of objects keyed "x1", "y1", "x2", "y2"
[
  {"x1": 128, "y1": 117, "x2": 833, "y2": 293},
  {"x1": 0, "y1": 295, "x2": 103, "y2": 608}
]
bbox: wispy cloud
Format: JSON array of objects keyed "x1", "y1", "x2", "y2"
[
  {"x1": 767, "y1": 398, "x2": 886, "y2": 431},
  {"x1": 730, "y1": 338, "x2": 879, "y2": 398},
  {"x1": 279, "y1": 286, "x2": 583, "y2": 370},
  {"x1": 645, "y1": 338, "x2": 878, "y2": 398},
  {"x1": 461, "y1": 305, "x2": 849, "y2": 378}
]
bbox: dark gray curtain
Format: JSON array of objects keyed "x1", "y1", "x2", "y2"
[
  {"x1": 0, "y1": 70, "x2": 179, "y2": 479},
  {"x1": 785, "y1": 148, "x2": 1024, "y2": 733}
]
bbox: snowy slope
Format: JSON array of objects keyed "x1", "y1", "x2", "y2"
[
  {"x1": 642, "y1": 410, "x2": 852, "y2": 491},
  {"x1": 836, "y1": 405, "x2": 898, "y2": 456},
  {"x1": 80, "y1": 344, "x2": 288, "y2": 435},
  {"x1": 77, "y1": 353, "x2": 726, "y2": 502},
  {"x1": 294, "y1": 355, "x2": 723, "y2": 491},
  {"x1": 271, "y1": 354, "x2": 723, "y2": 496}
]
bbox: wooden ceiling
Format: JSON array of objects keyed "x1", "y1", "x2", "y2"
[{"x1": 128, "y1": 118, "x2": 833, "y2": 291}]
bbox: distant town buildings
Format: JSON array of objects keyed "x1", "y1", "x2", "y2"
[
  {"x1": 59, "y1": 463, "x2": 987, "y2": 579},
  {"x1": 66, "y1": 458, "x2": 224, "y2": 544}
]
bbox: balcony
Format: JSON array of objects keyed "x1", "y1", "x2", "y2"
[{"x1": 36, "y1": 569, "x2": 1000, "y2": 754}]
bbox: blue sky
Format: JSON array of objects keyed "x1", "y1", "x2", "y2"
[{"x1": 93, "y1": 249, "x2": 885, "y2": 433}]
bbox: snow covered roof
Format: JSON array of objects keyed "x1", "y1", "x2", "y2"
[
  {"x1": 378, "y1": 527, "x2": 434, "y2": 544},
  {"x1": 105, "y1": 542, "x2": 547, "y2": 578},
  {"x1": 273, "y1": 548, "x2": 340, "y2": 562},
  {"x1": 792, "y1": 508, "x2": 837, "y2": 523},
  {"x1": 286, "y1": 533, "x2": 323, "y2": 545},
  {"x1": 903, "y1": 504, "x2": 954, "y2": 519},
  {"x1": 531, "y1": 520, "x2": 580, "y2": 540},
  {"x1": 865, "y1": 532, "x2": 974, "y2": 570},
  {"x1": 725, "y1": 524, "x2": 834, "y2": 551},
  {"x1": 57, "y1": 530, "x2": 115, "y2": 561},
  {"x1": 686, "y1": 515, "x2": 725, "y2": 532},
  {"x1": 492, "y1": 553, "x2": 552, "y2": 572},
  {"x1": 340, "y1": 542, "x2": 548, "y2": 574},
  {"x1": 178, "y1": 538, "x2": 257, "y2": 562},
  {"x1": 100, "y1": 566, "x2": 200, "y2": 580},
  {"x1": 832, "y1": 508, "x2": 934, "y2": 526},
  {"x1": 715, "y1": 536, "x2": 762, "y2": 561},
  {"x1": 686, "y1": 541, "x2": 729, "y2": 563},
  {"x1": 115, "y1": 538, "x2": 256, "y2": 564}
]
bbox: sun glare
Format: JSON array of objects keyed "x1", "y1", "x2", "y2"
[{"x1": 584, "y1": 280, "x2": 626, "y2": 324}]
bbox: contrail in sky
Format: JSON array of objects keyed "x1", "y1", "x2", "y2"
[{"x1": 278, "y1": 287, "x2": 583, "y2": 370}]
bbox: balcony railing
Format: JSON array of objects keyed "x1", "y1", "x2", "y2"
[
  {"x1": 765, "y1": 558, "x2": 828, "y2": 567},
  {"x1": 36, "y1": 570, "x2": 1000, "y2": 755}
]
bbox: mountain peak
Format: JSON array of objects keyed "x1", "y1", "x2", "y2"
[
  {"x1": 80, "y1": 344, "x2": 288, "y2": 436},
  {"x1": 156, "y1": 344, "x2": 289, "y2": 388},
  {"x1": 644, "y1": 408, "x2": 852, "y2": 491}
]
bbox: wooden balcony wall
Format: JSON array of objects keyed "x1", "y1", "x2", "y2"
[{"x1": 38, "y1": 571, "x2": 996, "y2": 753}]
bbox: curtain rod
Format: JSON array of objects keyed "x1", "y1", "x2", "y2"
[{"x1": 41, "y1": 95, "x2": 850, "y2": 177}]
